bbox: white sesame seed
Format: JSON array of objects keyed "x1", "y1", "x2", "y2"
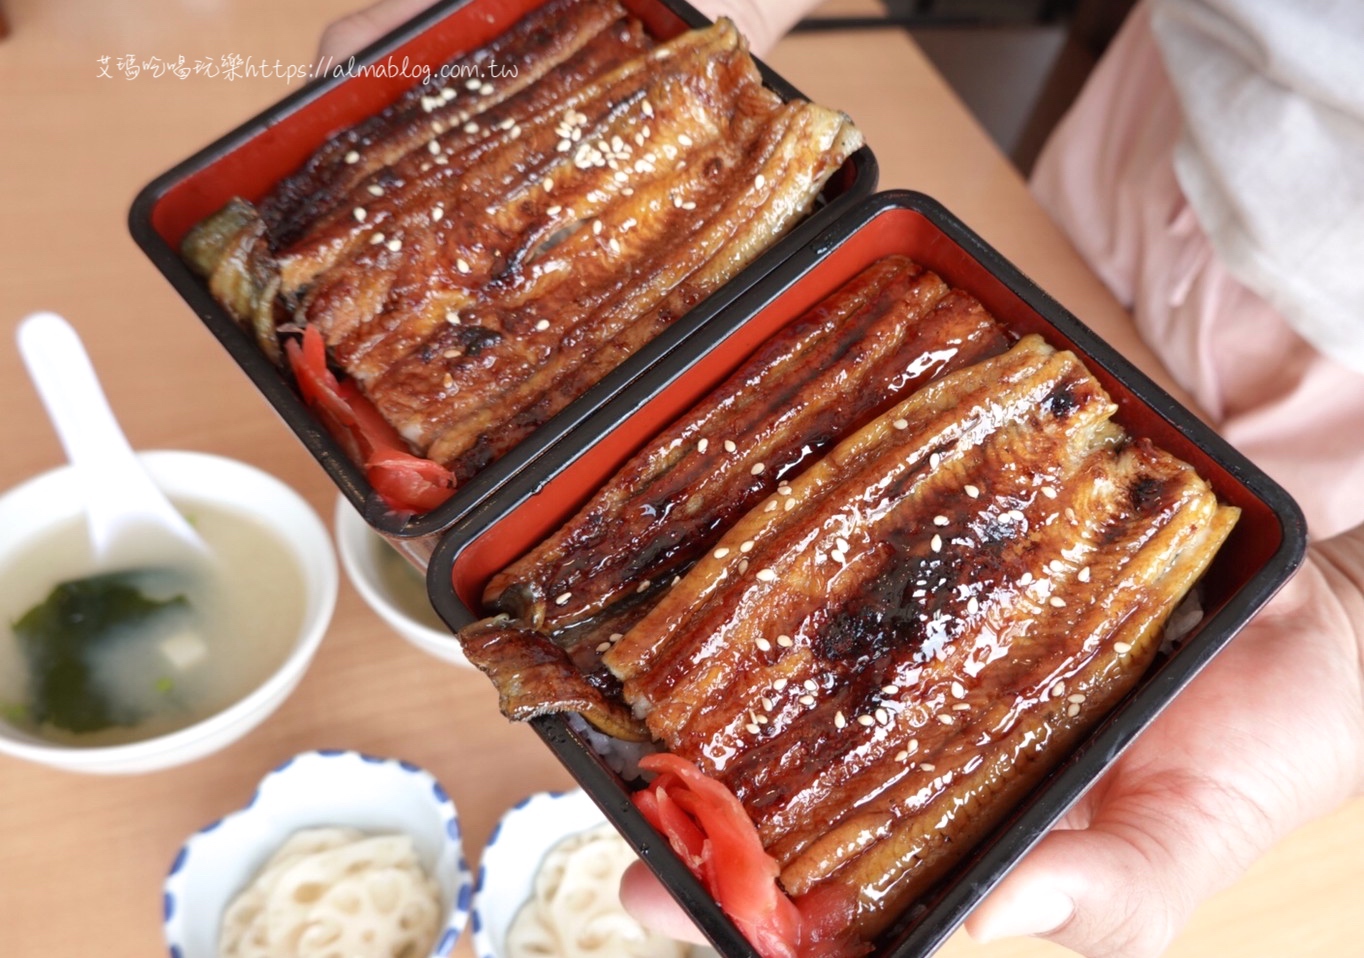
[
  {"x1": 442, "y1": 348, "x2": 461, "y2": 359},
  {"x1": 1019, "y1": 572, "x2": 1033, "y2": 586},
  {"x1": 555, "y1": 592, "x2": 572, "y2": 605},
  {"x1": 592, "y1": 220, "x2": 603, "y2": 235},
  {"x1": 456, "y1": 258, "x2": 471, "y2": 274},
  {"x1": 386, "y1": 238, "x2": 402, "y2": 252},
  {"x1": 445, "y1": 309, "x2": 461, "y2": 325},
  {"x1": 1008, "y1": 509, "x2": 1027, "y2": 522},
  {"x1": 745, "y1": 723, "x2": 761, "y2": 735},
  {"x1": 765, "y1": 501, "x2": 778, "y2": 513},
  {"x1": 545, "y1": 205, "x2": 562, "y2": 216},
  {"x1": 931, "y1": 534, "x2": 943, "y2": 553},
  {"x1": 642, "y1": 99, "x2": 654, "y2": 117},
  {"x1": 340, "y1": 149, "x2": 363, "y2": 167},
  {"x1": 1067, "y1": 703, "x2": 1081, "y2": 717},
  {"x1": 804, "y1": 680, "x2": 819, "y2": 693},
  {"x1": 432, "y1": 207, "x2": 444, "y2": 221},
  {"x1": 1049, "y1": 559, "x2": 1066, "y2": 573},
  {"x1": 353, "y1": 207, "x2": 367, "y2": 222},
  {"x1": 920, "y1": 763, "x2": 936, "y2": 772},
  {"x1": 895, "y1": 750, "x2": 909, "y2": 762},
  {"x1": 1052, "y1": 681, "x2": 1066, "y2": 696},
  {"x1": 761, "y1": 696, "x2": 775, "y2": 711},
  {"x1": 464, "y1": 121, "x2": 479, "y2": 134},
  {"x1": 882, "y1": 685, "x2": 899, "y2": 696},
  {"x1": 366, "y1": 184, "x2": 384, "y2": 197},
  {"x1": 755, "y1": 174, "x2": 766, "y2": 189},
  {"x1": 534, "y1": 319, "x2": 550, "y2": 332},
  {"x1": 441, "y1": 87, "x2": 456, "y2": 102},
  {"x1": 543, "y1": 178, "x2": 554, "y2": 192},
  {"x1": 756, "y1": 568, "x2": 777, "y2": 583},
  {"x1": 906, "y1": 738, "x2": 920, "y2": 753},
  {"x1": 724, "y1": 440, "x2": 737, "y2": 453},
  {"x1": 875, "y1": 708, "x2": 889, "y2": 725},
  {"x1": 951, "y1": 681, "x2": 965, "y2": 698},
  {"x1": 428, "y1": 140, "x2": 441, "y2": 155},
  {"x1": 681, "y1": 201, "x2": 695, "y2": 210},
  {"x1": 1041, "y1": 486, "x2": 1058, "y2": 499},
  {"x1": 799, "y1": 694, "x2": 815, "y2": 706},
  {"x1": 609, "y1": 633, "x2": 624, "y2": 642},
  {"x1": 678, "y1": 133, "x2": 693, "y2": 147},
  {"x1": 613, "y1": 171, "x2": 629, "y2": 183},
  {"x1": 1079, "y1": 566, "x2": 1091, "y2": 582},
  {"x1": 596, "y1": 641, "x2": 611, "y2": 652},
  {"x1": 835, "y1": 711, "x2": 847, "y2": 729},
  {"x1": 465, "y1": 78, "x2": 481, "y2": 91},
  {"x1": 953, "y1": 702, "x2": 971, "y2": 711},
  {"x1": 967, "y1": 596, "x2": 979, "y2": 614},
  {"x1": 776, "y1": 634, "x2": 793, "y2": 648},
  {"x1": 1049, "y1": 596, "x2": 1067, "y2": 608},
  {"x1": 965, "y1": 484, "x2": 980, "y2": 498},
  {"x1": 1114, "y1": 641, "x2": 1132, "y2": 654},
  {"x1": 773, "y1": 679, "x2": 788, "y2": 691},
  {"x1": 784, "y1": 499, "x2": 797, "y2": 512},
  {"x1": 713, "y1": 547, "x2": 730, "y2": 559},
  {"x1": 933, "y1": 515, "x2": 949, "y2": 526},
  {"x1": 479, "y1": 83, "x2": 493, "y2": 96},
  {"x1": 751, "y1": 462, "x2": 765, "y2": 476},
  {"x1": 1068, "y1": 693, "x2": 1086, "y2": 704},
  {"x1": 369, "y1": 232, "x2": 385, "y2": 245},
  {"x1": 856, "y1": 714, "x2": 875, "y2": 727},
  {"x1": 609, "y1": 238, "x2": 621, "y2": 254},
  {"x1": 830, "y1": 550, "x2": 846, "y2": 564},
  {"x1": 938, "y1": 714, "x2": 955, "y2": 725},
  {"x1": 740, "y1": 541, "x2": 753, "y2": 554},
  {"x1": 557, "y1": 138, "x2": 571, "y2": 152}
]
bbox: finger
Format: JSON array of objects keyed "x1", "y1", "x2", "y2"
[
  {"x1": 316, "y1": 0, "x2": 436, "y2": 66},
  {"x1": 965, "y1": 801, "x2": 1262, "y2": 958},
  {"x1": 618, "y1": 860, "x2": 712, "y2": 946}
]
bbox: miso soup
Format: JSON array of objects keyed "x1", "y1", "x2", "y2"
[{"x1": 0, "y1": 498, "x2": 306, "y2": 746}]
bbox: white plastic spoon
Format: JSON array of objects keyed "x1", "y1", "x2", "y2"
[{"x1": 17, "y1": 311, "x2": 211, "y2": 571}]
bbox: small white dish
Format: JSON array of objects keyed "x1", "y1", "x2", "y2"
[
  {"x1": 164, "y1": 749, "x2": 472, "y2": 958},
  {"x1": 474, "y1": 789, "x2": 715, "y2": 958},
  {"x1": 0, "y1": 451, "x2": 337, "y2": 774},
  {"x1": 473, "y1": 789, "x2": 607, "y2": 958},
  {"x1": 334, "y1": 496, "x2": 471, "y2": 667}
]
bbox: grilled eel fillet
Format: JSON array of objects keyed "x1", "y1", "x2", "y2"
[
  {"x1": 602, "y1": 334, "x2": 1239, "y2": 939},
  {"x1": 182, "y1": 3, "x2": 863, "y2": 484},
  {"x1": 455, "y1": 256, "x2": 1010, "y2": 739}
]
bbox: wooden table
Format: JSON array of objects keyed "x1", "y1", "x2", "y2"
[{"x1": 1, "y1": 2, "x2": 1360, "y2": 956}]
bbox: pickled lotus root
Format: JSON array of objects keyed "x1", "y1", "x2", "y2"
[
  {"x1": 505, "y1": 824, "x2": 689, "y2": 958},
  {"x1": 219, "y1": 828, "x2": 443, "y2": 958}
]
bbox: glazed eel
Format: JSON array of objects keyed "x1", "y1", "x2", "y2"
[
  {"x1": 602, "y1": 334, "x2": 1238, "y2": 938},
  {"x1": 457, "y1": 256, "x2": 1010, "y2": 738},
  {"x1": 182, "y1": 2, "x2": 863, "y2": 486}
]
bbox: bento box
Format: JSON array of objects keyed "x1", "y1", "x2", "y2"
[
  {"x1": 425, "y1": 190, "x2": 1307, "y2": 958},
  {"x1": 127, "y1": 0, "x2": 877, "y2": 560}
]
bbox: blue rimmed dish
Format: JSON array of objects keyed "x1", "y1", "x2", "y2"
[{"x1": 163, "y1": 749, "x2": 471, "y2": 958}]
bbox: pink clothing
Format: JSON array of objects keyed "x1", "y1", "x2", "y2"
[{"x1": 1031, "y1": 3, "x2": 1364, "y2": 539}]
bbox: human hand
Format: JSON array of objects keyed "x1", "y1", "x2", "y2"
[{"x1": 620, "y1": 525, "x2": 1364, "y2": 957}]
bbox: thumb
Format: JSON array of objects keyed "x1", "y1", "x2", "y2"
[
  {"x1": 964, "y1": 798, "x2": 1263, "y2": 958},
  {"x1": 316, "y1": 0, "x2": 436, "y2": 66},
  {"x1": 618, "y1": 860, "x2": 712, "y2": 946}
]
